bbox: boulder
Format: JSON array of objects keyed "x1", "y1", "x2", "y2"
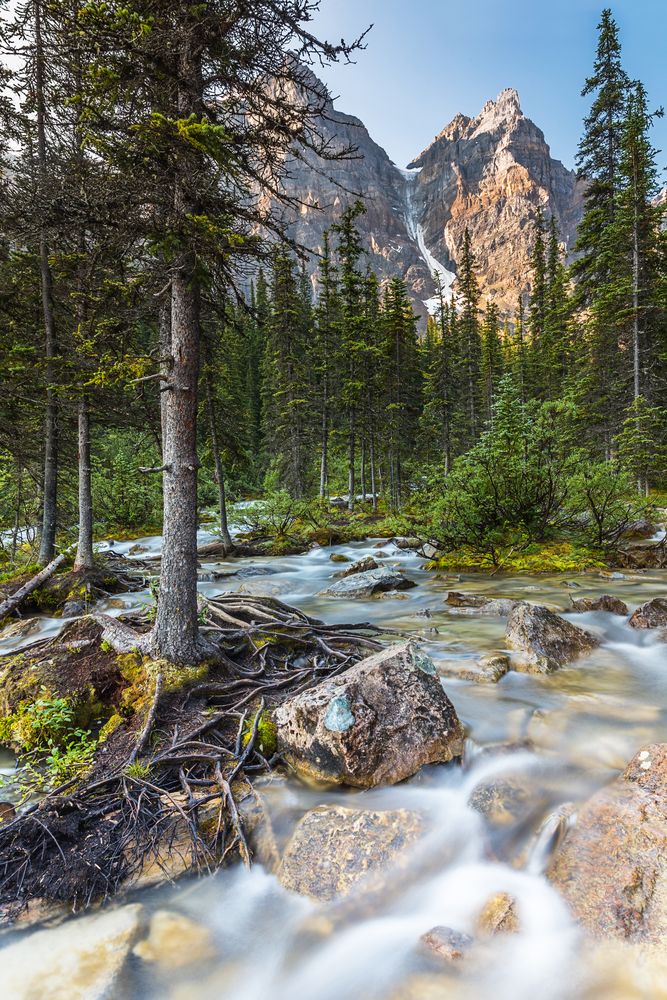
[
  {"x1": 318, "y1": 567, "x2": 416, "y2": 599},
  {"x1": 133, "y1": 910, "x2": 216, "y2": 970},
  {"x1": 418, "y1": 542, "x2": 440, "y2": 560},
  {"x1": 0, "y1": 904, "x2": 144, "y2": 1000},
  {"x1": 570, "y1": 595, "x2": 629, "y2": 615},
  {"x1": 628, "y1": 598, "x2": 667, "y2": 630},
  {"x1": 329, "y1": 552, "x2": 350, "y2": 563},
  {"x1": 336, "y1": 555, "x2": 379, "y2": 577},
  {"x1": 505, "y1": 604, "x2": 599, "y2": 673},
  {"x1": 548, "y1": 743, "x2": 667, "y2": 941},
  {"x1": 440, "y1": 654, "x2": 510, "y2": 684},
  {"x1": 272, "y1": 642, "x2": 464, "y2": 787},
  {"x1": 445, "y1": 592, "x2": 523, "y2": 616},
  {"x1": 277, "y1": 804, "x2": 423, "y2": 901}
]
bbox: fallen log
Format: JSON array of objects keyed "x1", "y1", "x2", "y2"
[{"x1": 0, "y1": 548, "x2": 73, "y2": 621}]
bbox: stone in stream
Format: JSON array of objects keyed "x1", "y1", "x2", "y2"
[
  {"x1": 335, "y1": 555, "x2": 379, "y2": 577},
  {"x1": 272, "y1": 642, "x2": 464, "y2": 787},
  {"x1": 570, "y1": 594, "x2": 629, "y2": 615},
  {"x1": 445, "y1": 591, "x2": 524, "y2": 616},
  {"x1": 476, "y1": 892, "x2": 520, "y2": 935},
  {"x1": 318, "y1": 567, "x2": 416, "y2": 599},
  {"x1": 277, "y1": 804, "x2": 424, "y2": 901},
  {"x1": 548, "y1": 743, "x2": 667, "y2": 942},
  {"x1": 505, "y1": 603, "x2": 599, "y2": 673},
  {"x1": 440, "y1": 653, "x2": 511, "y2": 684},
  {"x1": 0, "y1": 903, "x2": 144, "y2": 1000},
  {"x1": 133, "y1": 910, "x2": 216, "y2": 970},
  {"x1": 329, "y1": 552, "x2": 350, "y2": 563},
  {"x1": 420, "y1": 926, "x2": 472, "y2": 962},
  {"x1": 628, "y1": 597, "x2": 667, "y2": 631},
  {"x1": 0, "y1": 616, "x2": 41, "y2": 641}
]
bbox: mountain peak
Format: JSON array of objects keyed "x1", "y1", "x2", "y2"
[{"x1": 472, "y1": 87, "x2": 523, "y2": 136}]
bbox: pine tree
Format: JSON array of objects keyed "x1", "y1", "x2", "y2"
[
  {"x1": 381, "y1": 277, "x2": 420, "y2": 509},
  {"x1": 480, "y1": 301, "x2": 503, "y2": 423},
  {"x1": 574, "y1": 8, "x2": 630, "y2": 299},
  {"x1": 332, "y1": 201, "x2": 366, "y2": 510},
  {"x1": 613, "y1": 82, "x2": 666, "y2": 405},
  {"x1": 263, "y1": 252, "x2": 312, "y2": 498},
  {"x1": 457, "y1": 228, "x2": 482, "y2": 446}
]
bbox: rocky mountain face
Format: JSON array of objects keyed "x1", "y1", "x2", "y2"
[{"x1": 278, "y1": 78, "x2": 584, "y2": 317}]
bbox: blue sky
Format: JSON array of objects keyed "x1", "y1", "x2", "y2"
[{"x1": 310, "y1": 0, "x2": 667, "y2": 175}]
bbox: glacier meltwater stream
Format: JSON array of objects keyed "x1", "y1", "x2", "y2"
[{"x1": 0, "y1": 527, "x2": 666, "y2": 1000}]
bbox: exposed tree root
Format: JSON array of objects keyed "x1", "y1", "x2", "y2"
[{"x1": 0, "y1": 595, "x2": 403, "y2": 925}]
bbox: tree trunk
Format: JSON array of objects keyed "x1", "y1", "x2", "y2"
[
  {"x1": 159, "y1": 294, "x2": 172, "y2": 459},
  {"x1": 632, "y1": 169, "x2": 641, "y2": 402},
  {"x1": 74, "y1": 397, "x2": 94, "y2": 571},
  {"x1": 347, "y1": 407, "x2": 355, "y2": 512},
  {"x1": 151, "y1": 33, "x2": 205, "y2": 664},
  {"x1": 319, "y1": 406, "x2": 328, "y2": 499},
  {"x1": 35, "y1": 0, "x2": 58, "y2": 566},
  {"x1": 369, "y1": 434, "x2": 377, "y2": 513},
  {"x1": 360, "y1": 437, "x2": 366, "y2": 501},
  {"x1": 205, "y1": 366, "x2": 233, "y2": 553},
  {"x1": 152, "y1": 263, "x2": 202, "y2": 663}
]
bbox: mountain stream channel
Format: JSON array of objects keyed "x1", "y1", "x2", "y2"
[{"x1": 0, "y1": 518, "x2": 666, "y2": 1000}]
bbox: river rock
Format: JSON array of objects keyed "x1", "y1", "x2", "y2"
[
  {"x1": 548, "y1": 743, "x2": 667, "y2": 941},
  {"x1": 628, "y1": 597, "x2": 667, "y2": 630},
  {"x1": 133, "y1": 910, "x2": 216, "y2": 970},
  {"x1": 622, "y1": 519, "x2": 656, "y2": 540},
  {"x1": 277, "y1": 804, "x2": 423, "y2": 901},
  {"x1": 393, "y1": 537, "x2": 422, "y2": 550},
  {"x1": 329, "y1": 552, "x2": 350, "y2": 563},
  {"x1": 272, "y1": 641, "x2": 464, "y2": 787},
  {"x1": 570, "y1": 595, "x2": 629, "y2": 615},
  {"x1": 336, "y1": 555, "x2": 378, "y2": 577},
  {"x1": 440, "y1": 654, "x2": 510, "y2": 684},
  {"x1": 0, "y1": 903, "x2": 144, "y2": 999},
  {"x1": 476, "y1": 892, "x2": 519, "y2": 934},
  {"x1": 318, "y1": 567, "x2": 416, "y2": 599},
  {"x1": 445, "y1": 592, "x2": 524, "y2": 616},
  {"x1": 420, "y1": 926, "x2": 472, "y2": 962},
  {"x1": 505, "y1": 604, "x2": 599, "y2": 673},
  {"x1": 0, "y1": 616, "x2": 41, "y2": 641}
]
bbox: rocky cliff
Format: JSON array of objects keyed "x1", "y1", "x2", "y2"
[{"x1": 278, "y1": 78, "x2": 584, "y2": 317}]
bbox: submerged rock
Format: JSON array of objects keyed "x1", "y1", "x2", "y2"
[
  {"x1": 445, "y1": 592, "x2": 524, "y2": 616},
  {"x1": 505, "y1": 604, "x2": 599, "y2": 673},
  {"x1": 0, "y1": 903, "x2": 144, "y2": 1000},
  {"x1": 440, "y1": 654, "x2": 510, "y2": 684},
  {"x1": 548, "y1": 743, "x2": 667, "y2": 941},
  {"x1": 133, "y1": 910, "x2": 216, "y2": 970},
  {"x1": 476, "y1": 892, "x2": 519, "y2": 935},
  {"x1": 318, "y1": 567, "x2": 416, "y2": 599},
  {"x1": 273, "y1": 642, "x2": 464, "y2": 787},
  {"x1": 336, "y1": 555, "x2": 379, "y2": 577},
  {"x1": 277, "y1": 804, "x2": 423, "y2": 901},
  {"x1": 420, "y1": 926, "x2": 472, "y2": 962},
  {"x1": 628, "y1": 597, "x2": 667, "y2": 630},
  {"x1": 570, "y1": 595, "x2": 629, "y2": 615}
]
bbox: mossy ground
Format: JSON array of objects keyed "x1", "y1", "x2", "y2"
[{"x1": 427, "y1": 541, "x2": 608, "y2": 575}]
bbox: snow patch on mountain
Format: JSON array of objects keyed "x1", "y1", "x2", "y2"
[{"x1": 399, "y1": 166, "x2": 456, "y2": 312}]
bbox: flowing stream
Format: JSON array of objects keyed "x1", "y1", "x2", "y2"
[{"x1": 1, "y1": 525, "x2": 666, "y2": 999}]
